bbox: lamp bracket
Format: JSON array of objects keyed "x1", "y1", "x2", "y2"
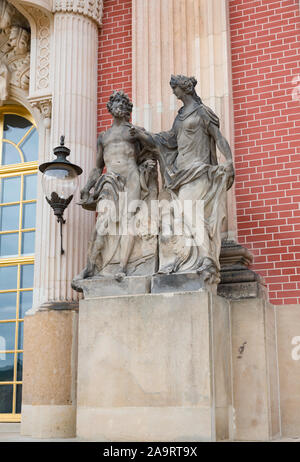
[{"x1": 45, "y1": 192, "x2": 73, "y2": 254}]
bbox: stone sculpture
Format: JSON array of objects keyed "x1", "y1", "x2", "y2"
[
  {"x1": 130, "y1": 75, "x2": 235, "y2": 284},
  {"x1": 72, "y1": 90, "x2": 158, "y2": 291},
  {"x1": 72, "y1": 76, "x2": 234, "y2": 292}
]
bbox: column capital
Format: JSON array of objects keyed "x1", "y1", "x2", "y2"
[
  {"x1": 28, "y1": 94, "x2": 52, "y2": 128},
  {"x1": 53, "y1": 0, "x2": 103, "y2": 27}
]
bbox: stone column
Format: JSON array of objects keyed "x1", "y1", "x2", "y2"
[
  {"x1": 34, "y1": 7, "x2": 99, "y2": 307},
  {"x1": 132, "y1": 0, "x2": 237, "y2": 240},
  {"x1": 21, "y1": 0, "x2": 103, "y2": 438}
]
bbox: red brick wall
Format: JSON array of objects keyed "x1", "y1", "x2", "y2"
[
  {"x1": 97, "y1": 0, "x2": 132, "y2": 133},
  {"x1": 229, "y1": 0, "x2": 300, "y2": 305}
]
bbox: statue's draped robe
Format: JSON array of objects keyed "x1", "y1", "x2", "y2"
[
  {"x1": 151, "y1": 101, "x2": 230, "y2": 278},
  {"x1": 86, "y1": 153, "x2": 158, "y2": 276}
]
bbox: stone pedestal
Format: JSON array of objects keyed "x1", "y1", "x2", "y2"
[
  {"x1": 76, "y1": 290, "x2": 232, "y2": 442},
  {"x1": 230, "y1": 298, "x2": 280, "y2": 441},
  {"x1": 21, "y1": 307, "x2": 78, "y2": 438}
]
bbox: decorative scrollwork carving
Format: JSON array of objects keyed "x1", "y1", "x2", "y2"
[
  {"x1": 25, "y1": 5, "x2": 51, "y2": 92},
  {"x1": 35, "y1": 12, "x2": 51, "y2": 90}
]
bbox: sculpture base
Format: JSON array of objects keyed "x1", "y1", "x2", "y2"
[
  {"x1": 73, "y1": 272, "x2": 217, "y2": 298},
  {"x1": 151, "y1": 272, "x2": 217, "y2": 294},
  {"x1": 76, "y1": 290, "x2": 232, "y2": 441},
  {"x1": 74, "y1": 275, "x2": 152, "y2": 298}
]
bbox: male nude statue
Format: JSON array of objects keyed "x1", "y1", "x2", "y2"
[{"x1": 72, "y1": 90, "x2": 155, "y2": 289}]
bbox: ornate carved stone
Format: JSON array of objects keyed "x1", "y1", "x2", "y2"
[
  {"x1": 28, "y1": 94, "x2": 52, "y2": 126},
  {"x1": 0, "y1": 0, "x2": 30, "y2": 104},
  {"x1": 27, "y1": 7, "x2": 51, "y2": 92},
  {"x1": 0, "y1": 0, "x2": 29, "y2": 30},
  {"x1": 53, "y1": 0, "x2": 103, "y2": 27}
]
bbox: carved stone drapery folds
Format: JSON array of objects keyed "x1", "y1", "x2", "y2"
[{"x1": 0, "y1": 0, "x2": 30, "y2": 105}]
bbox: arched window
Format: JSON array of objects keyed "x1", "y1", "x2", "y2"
[{"x1": 0, "y1": 105, "x2": 38, "y2": 422}]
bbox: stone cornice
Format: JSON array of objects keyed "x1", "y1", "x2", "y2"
[{"x1": 53, "y1": 0, "x2": 103, "y2": 27}]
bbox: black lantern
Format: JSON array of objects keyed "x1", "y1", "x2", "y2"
[{"x1": 39, "y1": 136, "x2": 82, "y2": 254}]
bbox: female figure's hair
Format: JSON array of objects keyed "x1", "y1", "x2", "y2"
[{"x1": 169, "y1": 74, "x2": 202, "y2": 105}]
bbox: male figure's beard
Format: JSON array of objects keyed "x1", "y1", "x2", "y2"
[{"x1": 110, "y1": 106, "x2": 129, "y2": 119}]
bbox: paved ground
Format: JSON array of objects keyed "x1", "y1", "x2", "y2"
[{"x1": 0, "y1": 424, "x2": 299, "y2": 442}]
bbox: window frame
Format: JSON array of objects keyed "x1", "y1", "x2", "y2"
[{"x1": 0, "y1": 105, "x2": 38, "y2": 422}]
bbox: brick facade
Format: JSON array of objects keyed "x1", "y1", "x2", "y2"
[
  {"x1": 229, "y1": 0, "x2": 300, "y2": 305},
  {"x1": 97, "y1": 0, "x2": 132, "y2": 133}
]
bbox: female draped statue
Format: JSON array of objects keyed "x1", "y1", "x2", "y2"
[{"x1": 130, "y1": 74, "x2": 235, "y2": 284}]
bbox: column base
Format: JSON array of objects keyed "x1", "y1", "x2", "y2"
[
  {"x1": 21, "y1": 404, "x2": 76, "y2": 439},
  {"x1": 77, "y1": 406, "x2": 213, "y2": 442},
  {"x1": 21, "y1": 308, "x2": 78, "y2": 438}
]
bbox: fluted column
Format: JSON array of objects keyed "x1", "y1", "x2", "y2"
[
  {"x1": 32, "y1": 10, "x2": 99, "y2": 309},
  {"x1": 132, "y1": 0, "x2": 237, "y2": 240}
]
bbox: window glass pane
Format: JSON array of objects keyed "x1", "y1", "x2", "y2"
[
  {"x1": 17, "y1": 321, "x2": 23, "y2": 350},
  {"x1": 0, "y1": 292, "x2": 17, "y2": 320},
  {"x1": 0, "y1": 352, "x2": 14, "y2": 381},
  {"x1": 3, "y1": 114, "x2": 32, "y2": 144},
  {"x1": 0, "y1": 176, "x2": 21, "y2": 203},
  {"x1": 19, "y1": 291, "x2": 32, "y2": 318},
  {"x1": 0, "y1": 204, "x2": 19, "y2": 231},
  {"x1": 0, "y1": 322, "x2": 15, "y2": 351},
  {"x1": 21, "y1": 231, "x2": 35, "y2": 255},
  {"x1": 23, "y1": 174, "x2": 37, "y2": 200},
  {"x1": 20, "y1": 128, "x2": 38, "y2": 162},
  {"x1": 0, "y1": 385, "x2": 13, "y2": 413},
  {"x1": 22, "y1": 202, "x2": 36, "y2": 229},
  {"x1": 0, "y1": 266, "x2": 17, "y2": 290},
  {"x1": 1, "y1": 142, "x2": 21, "y2": 165},
  {"x1": 20, "y1": 265, "x2": 34, "y2": 288},
  {"x1": 0, "y1": 232, "x2": 19, "y2": 257},
  {"x1": 16, "y1": 384, "x2": 22, "y2": 413},
  {"x1": 17, "y1": 353, "x2": 23, "y2": 381}
]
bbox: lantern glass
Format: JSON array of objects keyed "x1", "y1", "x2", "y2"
[{"x1": 41, "y1": 164, "x2": 78, "y2": 200}]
